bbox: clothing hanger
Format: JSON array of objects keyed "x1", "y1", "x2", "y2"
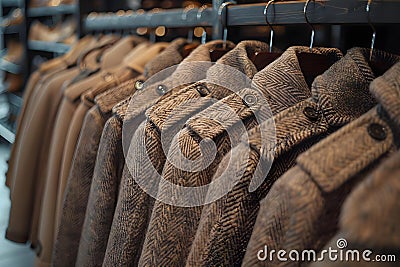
[
  {"x1": 296, "y1": 0, "x2": 335, "y2": 88},
  {"x1": 366, "y1": 0, "x2": 392, "y2": 76},
  {"x1": 251, "y1": 0, "x2": 283, "y2": 71},
  {"x1": 197, "y1": 5, "x2": 208, "y2": 45},
  {"x1": 180, "y1": 6, "x2": 200, "y2": 58},
  {"x1": 146, "y1": 10, "x2": 158, "y2": 43},
  {"x1": 209, "y1": 2, "x2": 235, "y2": 62}
]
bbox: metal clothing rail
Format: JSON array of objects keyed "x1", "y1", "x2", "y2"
[
  {"x1": 83, "y1": 7, "x2": 213, "y2": 32},
  {"x1": 83, "y1": 0, "x2": 400, "y2": 37},
  {"x1": 225, "y1": 0, "x2": 400, "y2": 27}
]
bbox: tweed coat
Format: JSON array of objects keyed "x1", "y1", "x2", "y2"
[
  {"x1": 5, "y1": 36, "x2": 114, "y2": 248},
  {"x1": 54, "y1": 40, "x2": 168, "y2": 232},
  {"x1": 137, "y1": 46, "x2": 342, "y2": 267},
  {"x1": 312, "y1": 151, "x2": 400, "y2": 267},
  {"x1": 55, "y1": 36, "x2": 148, "y2": 228},
  {"x1": 34, "y1": 38, "x2": 162, "y2": 267},
  {"x1": 102, "y1": 40, "x2": 271, "y2": 267},
  {"x1": 76, "y1": 40, "x2": 230, "y2": 267},
  {"x1": 52, "y1": 38, "x2": 190, "y2": 267},
  {"x1": 242, "y1": 59, "x2": 400, "y2": 267},
  {"x1": 188, "y1": 48, "x2": 400, "y2": 267}
]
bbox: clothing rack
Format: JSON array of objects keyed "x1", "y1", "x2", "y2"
[
  {"x1": 83, "y1": 7, "x2": 214, "y2": 31},
  {"x1": 225, "y1": 0, "x2": 400, "y2": 26},
  {"x1": 82, "y1": 0, "x2": 400, "y2": 40}
]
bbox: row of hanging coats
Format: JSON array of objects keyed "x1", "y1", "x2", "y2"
[{"x1": 4, "y1": 18, "x2": 400, "y2": 267}]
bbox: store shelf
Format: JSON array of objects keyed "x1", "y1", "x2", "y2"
[
  {"x1": 0, "y1": 120, "x2": 15, "y2": 143},
  {"x1": 28, "y1": 40, "x2": 71, "y2": 54},
  {"x1": 1, "y1": 24, "x2": 23, "y2": 34},
  {"x1": 0, "y1": 80, "x2": 6, "y2": 94},
  {"x1": 8, "y1": 92, "x2": 22, "y2": 107},
  {"x1": 27, "y1": 4, "x2": 78, "y2": 17},
  {"x1": 1, "y1": 0, "x2": 22, "y2": 7}
]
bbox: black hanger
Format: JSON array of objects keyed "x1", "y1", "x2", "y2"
[
  {"x1": 250, "y1": 0, "x2": 282, "y2": 71},
  {"x1": 296, "y1": 0, "x2": 335, "y2": 88},
  {"x1": 180, "y1": 6, "x2": 201, "y2": 58},
  {"x1": 366, "y1": 0, "x2": 393, "y2": 76},
  {"x1": 210, "y1": 2, "x2": 235, "y2": 62}
]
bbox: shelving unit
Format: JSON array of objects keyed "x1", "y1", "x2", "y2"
[
  {"x1": 1, "y1": 24, "x2": 23, "y2": 34},
  {"x1": 28, "y1": 40, "x2": 71, "y2": 53},
  {"x1": 27, "y1": 4, "x2": 78, "y2": 17},
  {"x1": 0, "y1": 0, "x2": 25, "y2": 143},
  {"x1": 1, "y1": 0, "x2": 22, "y2": 7},
  {"x1": 0, "y1": 121, "x2": 15, "y2": 143}
]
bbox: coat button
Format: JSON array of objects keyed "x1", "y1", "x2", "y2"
[
  {"x1": 195, "y1": 84, "x2": 209, "y2": 96},
  {"x1": 303, "y1": 107, "x2": 319, "y2": 121},
  {"x1": 367, "y1": 123, "x2": 387, "y2": 141},
  {"x1": 243, "y1": 93, "x2": 257, "y2": 107},
  {"x1": 156, "y1": 84, "x2": 167, "y2": 95},
  {"x1": 104, "y1": 73, "x2": 113, "y2": 82},
  {"x1": 135, "y1": 80, "x2": 144, "y2": 90}
]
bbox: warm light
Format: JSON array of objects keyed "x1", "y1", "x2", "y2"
[
  {"x1": 49, "y1": 0, "x2": 61, "y2": 6},
  {"x1": 136, "y1": 27, "x2": 148, "y2": 35},
  {"x1": 155, "y1": 26, "x2": 166, "y2": 36},
  {"x1": 116, "y1": 10, "x2": 125, "y2": 16},
  {"x1": 194, "y1": 27, "x2": 204, "y2": 38}
]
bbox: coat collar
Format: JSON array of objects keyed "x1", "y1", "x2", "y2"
[
  {"x1": 312, "y1": 47, "x2": 400, "y2": 126},
  {"x1": 125, "y1": 40, "x2": 235, "y2": 123},
  {"x1": 147, "y1": 40, "x2": 270, "y2": 135},
  {"x1": 186, "y1": 46, "x2": 342, "y2": 142},
  {"x1": 297, "y1": 60, "x2": 400, "y2": 193}
]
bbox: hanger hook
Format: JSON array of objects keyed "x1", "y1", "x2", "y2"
[
  {"x1": 182, "y1": 5, "x2": 195, "y2": 42},
  {"x1": 304, "y1": 0, "x2": 315, "y2": 52},
  {"x1": 366, "y1": 0, "x2": 376, "y2": 61},
  {"x1": 264, "y1": 0, "x2": 275, "y2": 53},
  {"x1": 218, "y1": 2, "x2": 234, "y2": 49},
  {"x1": 197, "y1": 5, "x2": 208, "y2": 44}
]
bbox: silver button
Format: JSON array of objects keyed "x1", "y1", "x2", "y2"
[
  {"x1": 243, "y1": 93, "x2": 257, "y2": 107},
  {"x1": 135, "y1": 80, "x2": 145, "y2": 90},
  {"x1": 156, "y1": 84, "x2": 167, "y2": 95}
]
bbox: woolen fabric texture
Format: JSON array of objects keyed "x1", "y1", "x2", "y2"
[
  {"x1": 53, "y1": 38, "x2": 189, "y2": 267},
  {"x1": 76, "y1": 39, "x2": 213, "y2": 267},
  {"x1": 185, "y1": 46, "x2": 339, "y2": 267},
  {"x1": 34, "y1": 37, "x2": 131, "y2": 267},
  {"x1": 312, "y1": 150, "x2": 400, "y2": 267},
  {"x1": 102, "y1": 40, "x2": 242, "y2": 267},
  {"x1": 136, "y1": 40, "x2": 278, "y2": 267},
  {"x1": 143, "y1": 46, "x2": 341, "y2": 267},
  {"x1": 6, "y1": 36, "x2": 116, "y2": 249},
  {"x1": 243, "y1": 58, "x2": 400, "y2": 267},
  {"x1": 190, "y1": 48, "x2": 400, "y2": 267},
  {"x1": 5, "y1": 35, "x2": 95, "y2": 190},
  {"x1": 54, "y1": 36, "x2": 148, "y2": 232}
]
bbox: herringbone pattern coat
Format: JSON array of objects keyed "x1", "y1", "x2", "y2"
[
  {"x1": 243, "y1": 60, "x2": 400, "y2": 267},
  {"x1": 53, "y1": 37, "x2": 190, "y2": 267},
  {"x1": 312, "y1": 150, "x2": 400, "y2": 267},
  {"x1": 189, "y1": 48, "x2": 400, "y2": 267},
  {"x1": 78, "y1": 40, "x2": 230, "y2": 267},
  {"x1": 103, "y1": 40, "x2": 271, "y2": 267},
  {"x1": 141, "y1": 46, "x2": 343, "y2": 267}
]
